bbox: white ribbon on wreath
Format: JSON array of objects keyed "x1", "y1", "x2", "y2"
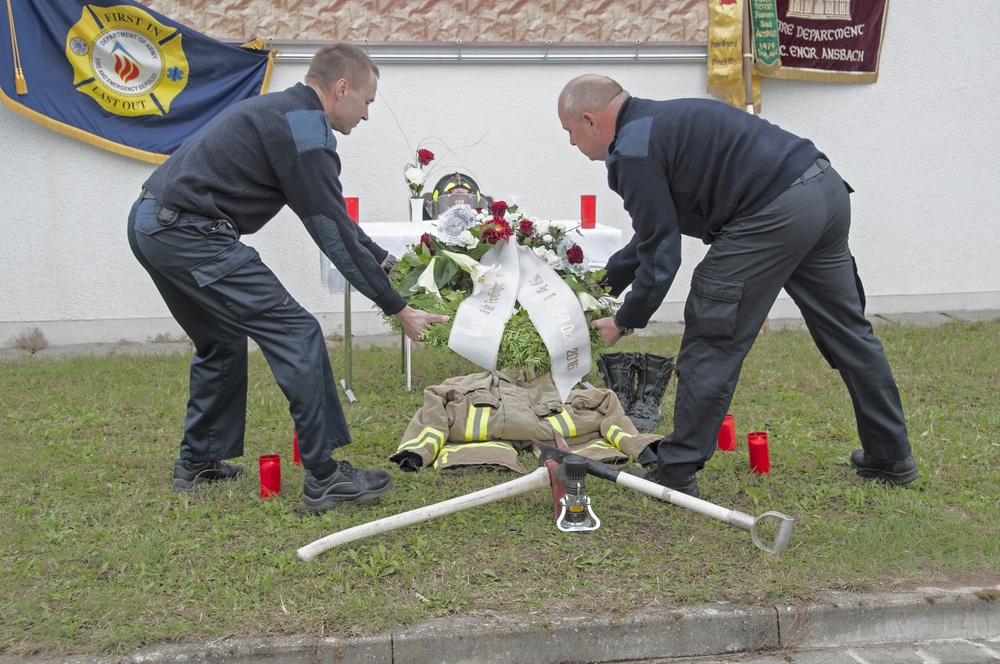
[{"x1": 447, "y1": 239, "x2": 592, "y2": 402}]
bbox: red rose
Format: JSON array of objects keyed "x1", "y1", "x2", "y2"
[
  {"x1": 566, "y1": 243, "x2": 584, "y2": 265},
  {"x1": 490, "y1": 201, "x2": 508, "y2": 217},
  {"x1": 416, "y1": 149, "x2": 435, "y2": 165},
  {"x1": 518, "y1": 219, "x2": 534, "y2": 236},
  {"x1": 419, "y1": 232, "x2": 435, "y2": 253}
]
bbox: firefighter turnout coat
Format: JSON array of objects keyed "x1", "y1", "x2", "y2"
[{"x1": 390, "y1": 371, "x2": 661, "y2": 472}]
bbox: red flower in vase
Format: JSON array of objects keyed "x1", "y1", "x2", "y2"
[
  {"x1": 566, "y1": 243, "x2": 585, "y2": 265},
  {"x1": 416, "y1": 149, "x2": 435, "y2": 165}
]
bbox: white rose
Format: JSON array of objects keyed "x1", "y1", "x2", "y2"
[
  {"x1": 457, "y1": 230, "x2": 479, "y2": 249},
  {"x1": 542, "y1": 234, "x2": 554, "y2": 243},
  {"x1": 404, "y1": 166, "x2": 426, "y2": 186}
]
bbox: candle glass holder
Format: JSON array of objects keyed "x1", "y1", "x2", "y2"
[
  {"x1": 717, "y1": 413, "x2": 736, "y2": 451},
  {"x1": 259, "y1": 454, "x2": 281, "y2": 498},
  {"x1": 747, "y1": 432, "x2": 770, "y2": 474},
  {"x1": 580, "y1": 195, "x2": 596, "y2": 229}
]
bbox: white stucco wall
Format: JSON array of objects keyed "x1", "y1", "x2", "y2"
[{"x1": 1, "y1": 0, "x2": 997, "y2": 347}]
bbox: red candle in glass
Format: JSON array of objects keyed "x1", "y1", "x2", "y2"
[
  {"x1": 259, "y1": 454, "x2": 281, "y2": 498},
  {"x1": 747, "y1": 432, "x2": 770, "y2": 474},
  {"x1": 344, "y1": 197, "x2": 359, "y2": 223},
  {"x1": 292, "y1": 428, "x2": 301, "y2": 466},
  {"x1": 580, "y1": 195, "x2": 596, "y2": 229},
  {"x1": 717, "y1": 414, "x2": 736, "y2": 451}
]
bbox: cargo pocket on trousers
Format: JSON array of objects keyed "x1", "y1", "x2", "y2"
[
  {"x1": 686, "y1": 270, "x2": 744, "y2": 342},
  {"x1": 190, "y1": 243, "x2": 287, "y2": 322}
]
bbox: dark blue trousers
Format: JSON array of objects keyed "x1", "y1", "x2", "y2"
[
  {"x1": 127, "y1": 196, "x2": 350, "y2": 469},
  {"x1": 657, "y1": 162, "x2": 912, "y2": 479}
]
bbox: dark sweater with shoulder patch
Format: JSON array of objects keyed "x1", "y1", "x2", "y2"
[
  {"x1": 143, "y1": 83, "x2": 405, "y2": 316},
  {"x1": 604, "y1": 96, "x2": 822, "y2": 329}
]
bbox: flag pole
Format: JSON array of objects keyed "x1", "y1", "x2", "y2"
[
  {"x1": 742, "y1": 0, "x2": 771, "y2": 335},
  {"x1": 742, "y1": 0, "x2": 754, "y2": 114}
]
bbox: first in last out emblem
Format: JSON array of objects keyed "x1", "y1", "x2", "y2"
[{"x1": 65, "y1": 4, "x2": 188, "y2": 117}]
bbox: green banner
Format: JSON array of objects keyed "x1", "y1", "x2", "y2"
[{"x1": 750, "y1": 0, "x2": 781, "y2": 72}]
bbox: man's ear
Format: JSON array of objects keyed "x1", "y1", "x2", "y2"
[
  {"x1": 581, "y1": 111, "x2": 598, "y2": 134},
  {"x1": 333, "y1": 78, "x2": 349, "y2": 100}
]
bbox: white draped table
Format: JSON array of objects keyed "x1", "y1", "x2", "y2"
[{"x1": 319, "y1": 221, "x2": 623, "y2": 397}]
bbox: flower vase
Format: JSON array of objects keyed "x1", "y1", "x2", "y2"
[{"x1": 409, "y1": 198, "x2": 424, "y2": 223}]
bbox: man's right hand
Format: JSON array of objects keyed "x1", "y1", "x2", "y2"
[{"x1": 394, "y1": 305, "x2": 449, "y2": 341}]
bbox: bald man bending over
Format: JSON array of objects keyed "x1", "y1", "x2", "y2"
[{"x1": 557, "y1": 74, "x2": 917, "y2": 497}]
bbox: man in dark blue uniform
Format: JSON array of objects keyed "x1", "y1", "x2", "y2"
[
  {"x1": 128, "y1": 43, "x2": 448, "y2": 509},
  {"x1": 557, "y1": 74, "x2": 918, "y2": 497}
]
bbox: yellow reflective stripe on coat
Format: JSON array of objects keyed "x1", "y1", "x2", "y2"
[
  {"x1": 465, "y1": 405, "x2": 490, "y2": 441},
  {"x1": 433, "y1": 440, "x2": 514, "y2": 468},
  {"x1": 606, "y1": 424, "x2": 632, "y2": 451},
  {"x1": 546, "y1": 409, "x2": 577, "y2": 438},
  {"x1": 578, "y1": 439, "x2": 620, "y2": 455},
  {"x1": 397, "y1": 427, "x2": 445, "y2": 456}
]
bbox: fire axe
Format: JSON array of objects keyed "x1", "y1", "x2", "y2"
[{"x1": 297, "y1": 437, "x2": 794, "y2": 562}]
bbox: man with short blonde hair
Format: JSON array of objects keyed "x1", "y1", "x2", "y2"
[
  {"x1": 306, "y1": 42, "x2": 379, "y2": 89},
  {"x1": 129, "y1": 43, "x2": 448, "y2": 509}
]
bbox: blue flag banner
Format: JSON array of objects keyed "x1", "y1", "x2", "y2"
[{"x1": 1, "y1": 0, "x2": 273, "y2": 163}]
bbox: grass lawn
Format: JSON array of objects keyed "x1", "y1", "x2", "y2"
[{"x1": 1, "y1": 319, "x2": 998, "y2": 658}]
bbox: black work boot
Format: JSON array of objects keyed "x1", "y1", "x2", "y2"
[
  {"x1": 632, "y1": 465, "x2": 701, "y2": 499},
  {"x1": 172, "y1": 459, "x2": 245, "y2": 492},
  {"x1": 597, "y1": 351, "x2": 640, "y2": 413},
  {"x1": 629, "y1": 354, "x2": 675, "y2": 433},
  {"x1": 850, "y1": 450, "x2": 920, "y2": 485},
  {"x1": 302, "y1": 461, "x2": 393, "y2": 510}
]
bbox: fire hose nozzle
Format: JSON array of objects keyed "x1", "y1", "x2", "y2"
[{"x1": 556, "y1": 456, "x2": 600, "y2": 532}]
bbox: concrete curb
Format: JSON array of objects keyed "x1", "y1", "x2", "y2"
[
  {"x1": 12, "y1": 585, "x2": 998, "y2": 664},
  {"x1": 777, "y1": 585, "x2": 1000, "y2": 650}
]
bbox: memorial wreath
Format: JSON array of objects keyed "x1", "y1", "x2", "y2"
[{"x1": 385, "y1": 201, "x2": 618, "y2": 377}]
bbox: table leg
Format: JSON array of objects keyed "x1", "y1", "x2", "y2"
[
  {"x1": 340, "y1": 285, "x2": 357, "y2": 403},
  {"x1": 400, "y1": 330, "x2": 412, "y2": 392}
]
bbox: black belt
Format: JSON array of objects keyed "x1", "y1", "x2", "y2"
[
  {"x1": 139, "y1": 190, "x2": 236, "y2": 234},
  {"x1": 789, "y1": 158, "x2": 831, "y2": 187}
]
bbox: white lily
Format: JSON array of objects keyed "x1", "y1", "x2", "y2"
[
  {"x1": 576, "y1": 290, "x2": 603, "y2": 312},
  {"x1": 413, "y1": 257, "x2": 441, "y2": 299},
  {"x1": 441, "y1": 249, "x2": 497, "y2": 296}
]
